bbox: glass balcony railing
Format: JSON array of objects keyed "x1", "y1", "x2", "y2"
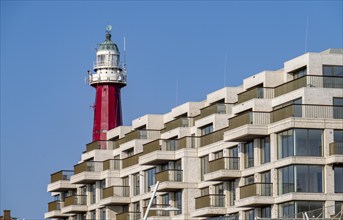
[
  {"x1": 240, "y1": 183, "x2": 272, "y2": 199},
  {"x1": 228, "y1": 111, "x2": 270, "y2": 130},
  {"x1": 122, "y1": 153, "x2": 141, "y2": 169},
  {"x1": 64, "y1": 195, "x2": 87, "y2": 207},
  {"x1": 50, "y1": 170, "x2": 74, "y2": 183},
  {"x1": 142, "y1": 204, "x2": 171, "y2": 217},
  {"x1": 142, "y1": 137, "x2": 200, "y2": 155},
  {"x1": 274, "y1": 75, "x2": 343, "y2": 97},
  {"x1": 103, "y1": 159, "x2": 121, "y2": 171},
  {"x1": 329, "y1": 141, "x2": 343, "y2": 155},
  {"x1": 116, "y1": 130, "x2": 160, "y2": 146},
  {"x1": 209, "y1": 157, "x2": 240, "y2": 172},
  {"x1": 195, "y1": 194, "x2": 225, "y2": 209},
  {"x1": 48, "y1": 200, "x2": 63, "y2": 211},
  {"x1": 74, "y1": 161, "x2": 103, "y2": 175},
  {"x1": 86, "y1": 140, "x2": 116, "y2": 152},
  {"x1": 200, "y1": 127, "x2": 229, "y2": 147},
  {"x1": 162, "y1": 117, "x2": 194, "y2": 133},
  {"x1": 102, "y1": 186, "x2": 130, "y2": 199},
  {"x1": 155, "y1": 170, "x2": 183, "y2": 182},
  {"x1": 271, "y1": 104, "x2": 343, "y2": 123},
  {"x1": 116, "y1": 212, "x2": 141, "y2": 220},
  {"x1": 195, "y1": 103, "x2": 232, "y2": 121},
  {"x1": 237, "y1": 87, "x2": 274, "y2": 104}
]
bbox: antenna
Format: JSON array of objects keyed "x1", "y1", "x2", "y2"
[
  {"x1": 224, "y1": 52, "x2": 228, "y2": 87},
  {"x1": 305, "y1": 16, "x2": 309, "y2": 53},
  {"x1": 123, "y1": 37, "x2": 127, "y2": 68}
]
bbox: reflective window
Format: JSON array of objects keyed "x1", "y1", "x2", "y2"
[
  {"x1": 245, "y1": 209, "x2": 255, "y2": 219},
  {"x1": 174, "y1": 191, "x2": 182, "y2": 215},
  {"x1": 145, "y1": 168, "x2": 156, "y2": 192},
  {"x1": 261, "y1": 136, "x2": 270, "y2": 164},
  {"x1": 279, "y1": 201, "x2": 323, "y2": 218},
  {"x1": 260, "y1": 206, "x2": 271, "y2": 218},
  {"x1": 334, "y1": 166, "x2": 343, "y2": 193},
  {"x1": 200, "y1": 124, "x2": 213, "y2": 135},
  {"x1": 244, "y1": 142, "x2": 254, "y2": 168},
  {"x1": 323, "y1": 65, "x2": 343, "y2": 76},
  {"x1": 200, "y1": 155, "x2": 209, "y2": 181}
]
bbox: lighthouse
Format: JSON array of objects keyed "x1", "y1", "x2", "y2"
[{"x1": 88, "y1": 25, "x2": 126, "y2": 142}]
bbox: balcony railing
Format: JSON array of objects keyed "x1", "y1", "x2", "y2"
[
  {"x1": 195, "y1": 194, "x2": 225, "y2": 209},
  {"x1": 237, "y1": 87, "x2": 275, "y2": 104},
  {"x1": 228, "y1": 111, "x2": 270, "y2": 130},
  {"x1": 102, "y1": 186, "x2": 130, "y2": 199},
  {"x1": 86, "y1": 140, "x2": 116, "y2": 152},
  {"x1": 50, "y1": 170, "x2": 74, "y2": 183},
  {"x1": 195, "y1": 103, "x2": 232, "y2": 121},
  {"x1": 162, "y1": 117, "x2": 194, "y2": 133},
  {"x1": 209, "y1": 157, "x2": 240, "y2": 173},
  {"x1": 142, "y1": 204, "x2": 171, "y2": 217},
  {"x1": 329, "y1": 141, "x2": 343, "y2": 155},
  {"x1": 103, "y1": 159, "x2": 121, "y2": 170},
  {"x1": 155, "y1": 170, "x2": 183, "y2": 182},
  {"x1": 116, "y1": 130, "x2": 161, "y2": 146},
  {"x1": 48, "y1": 200, "x2": 62, "y2": 211},
  {"x1": 271, "y1": 104, "x2": 343, "y2": 123},
  {"x1": 240, "y1": 183, "x2": 272, "y2": 199},
  {"x1": 74, "y1": 161, "x2": 103, "y2": 175},
  {"x1": 64, "y1": 195, "x2": 87, "y2": 207},
  {"x1": 142, "y1": 137, "x2": 200, "y2": 155},
  {"x1": 274, "y1": 75, "x2": 343, "y2": 97},
  {"x1": 200, "y1": 127, "x2": 229, "y2": 147},
  {"x1": 116, "y1": 212, "x2": 141, "y2": 220},
  {"x1": 122, "y1": 153, "x2": 141, "y2": 169}
]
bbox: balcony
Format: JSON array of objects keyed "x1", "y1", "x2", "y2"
[
  {"x1": 327, "y1": 142, "x2": 343, "y2": 164},
  {"x1": 204, "y1": 157, "x2": 240, "y2": 181},
  {"x1": 61, "y1": 195, "x2": 87, "y2": 213},
  {"x1": 48, "y1": 170, "x2": 75, "y2": 192},
  {"x1": 45, "y1": 201, "x2": 69, "y2": 218},
  {"x1": 116, "y1": 212, "x2": 141, "y2": 220},
  {"x1": 274, "y1": 75, "x2": 343, "y2": 97},
  {"x1": 142, "y1": 204, "x2": 172, "y2": 218},
  {"x1": 237, "y1": 87, "x2": 274, "y2": 104},
  {"x1": 70, "y1": 161, "x2": 103, "y2": 184},
  {"x1": 200, "y1": 127, "x2": 229, "y2": 147},
  {"x1": 122, "y1": 153, "x2": 141, "y2": 169},
  {"x1": 236, "y1": 183, "x2": 274, "y2": 207},
  {"x1": 192, "y1": 194, "x2": 226, "y2": 217},
  {"x1": 271, "y1": 104, "x2": 343, "y2": 123},
  {"x1": 162, "y1": 117, "x2": 194, "y2": 133},
  {"x1": 85, "y1": 140, "x2": 116, "y2": 152},
  {"x1": 140, "y1": 137, "x2": 199, "y2": 165},
  {"x1": 103, "y1": 159, "x2": 121, "y2": 171},
  {"x1": 155, "y1": 170, "x2": 187, "y2": 192},
  {"x1": 116, "y1": 129, "x2": 160, "y2": 146},
  {"x1": 99, "y1": 186, "x2": 130, "y2": 206},
  {"x1": 225, "y1": 111, "x2": 270, "y2": 142},
  {"x1": 195, "y1": 103, "x2": 232, "y2": 121}
]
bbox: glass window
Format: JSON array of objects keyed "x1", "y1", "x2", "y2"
[
  {"x1": 90, "y1": 183, "x2": 96, "y2": 204},
  {"x1": 145, "y1": 168, "x2": 156, "y2": 192},
  {"x1": 278, "y1": 165, "x2": 323, "y2": 194},
  {"x1": 278, "y1": 129, "x2": 322, "y2": 159},
  {"x1": 323, "y1": 65, "x2": 343, "y2": 76},
  {"x1": 174, "y1": 191, "x2": 182, "y2": 215},
  {"x1": 133, "y1": 173, "x2": 140, "y2": 196},
  {"x1": 261, "y1": 136, "x2": 270, "y2": 164},
  {"x1": 91, "y1": 210, "x2": 96, "y2": 220},
  {"x1": 228, "y1": 179, "x2": 238, "y2": 206},
  {"x1": 200, "y1": 187, "x2": 209, "y2": 196},
  {"x1": 200, "y1": 124, "x2": 213, "y2": 135},
  {"x1": 260, "y1": 206, "x2": 271, "y2": 218},
  {"x1": 200, "y1": 155, "x2": 209, "y2": 181},
  {"x1": 245, "y1": 175, "x2": 254, "y2": 184},
  {"x1": 213, "y1": 150, "x2": 223, "y2": 159},
  {"x1": 100, "y1": 208, "x2": 106, "y2": 220},
  {"x1": 333, "y1": 98, "x2": 343, "y2": 119},
  {"x1": 291, "y1": 66, "x2": 307, "y2": 79},
  {"x1": 100, "y1": 179, "x2": 106, "y2": 199},
  {"x1": 244, "y1": 142, "x2": 254, "y2": 168},
  {"x1": 334, "y1": 166, "x2": 343, "y2": 193},
  {"x1": 334, "y1": 130, "x2": 343, "y2": 142},
  {"x1": 245, "y1": 209, "x2": 255, "y2": 219}
]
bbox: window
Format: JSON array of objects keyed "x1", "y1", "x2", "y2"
[
  {"x1": 260, "y1": 136, "x2": 270, "y2": 164},
  {"x1": 200, "y1": 124, "x2": 213, "y2": 135},
  {"x1": 91, "y1": 210, "x2": 96, "y2": 220},
  {"x1": 214, "y1": 183, "x2": 225, "y2": 207},
  {"x1": 100, "y1": 208, "x2": 106, "y2": 220},
  {"x1": 334, "y1": 130, "x2": 343, "y2": 142},
  {"x1": 279, "y1": 201, "x2": 324, "y2": 218},
  {"x1": 291, "y1": 66, "x2": 307, "y2": 79},
  {"x1": 90, "y1": 183, "x2": 96, "y2": 204},
  {"x1": 260, "y1": 206, "x2": 271, "y2": 218},
  {"x1": 124, "y1": 148, "x2": 134, "y2": 157},
  {"x1": 229, "y1": 146, "x2": 239, "y2": 170},
  {"x1": 213, "y1": 150, "x2": 223, "y2": 160},
  {"x1": 245, "y1": 175, "x2": 254, "y2": 185},
  {"x1": 145, "y1": 168, "x2": 156, "y2": 192},
  {"x1": 244, "y1": 142, "x2": 254, "y2": 168},
  {"x1": 333, "y1": 97, "x2": 343, "y2": 119},
  {"x1": 245, "y1": 210, "x2": 255, "y2": 219},
  {"x1": 200, "y1": 187, "x2": 209, "y2": 196},
  {"x1": 323, "y1": 65, "x2": 343, "y2": 76},
  {"x1": 173, "y1": 191, "x2": 182, "y2": 215},
  {"x1": 200, "y1": 155, "x2": 209, "y2": 180},
  {"x1": 133, "y1": 173, "x2": 140, "y2": 196},
  {"x1": 228, "y1": 179, "x2": 238, "y2": 206},
  {"x1": 100, "y1": 179, "x2": 106, "y2": 199},
  {"x1": 278, "y1": 129, "x2": 323, "y2": 159},
  {"x1": 334, "y1": 166, "x2": 343, "y2": 193},
  {"x1": 161, "y1": 194, "x2": 170, "y2": 216},
  {"x1": 278, "y1": 165, "x2": 323, "y2": 194}
]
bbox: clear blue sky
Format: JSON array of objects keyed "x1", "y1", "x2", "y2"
[{"x1": 1, "y1": 0, "x2": 342, "y2": 218}]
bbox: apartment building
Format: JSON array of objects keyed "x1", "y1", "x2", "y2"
[{"x1": 45, "y1": 48, "x2": 343, "y2": 220}]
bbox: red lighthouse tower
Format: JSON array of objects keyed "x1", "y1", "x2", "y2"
[{"x1": 88, "y1": 26, "x2": 126, "y2": 142}]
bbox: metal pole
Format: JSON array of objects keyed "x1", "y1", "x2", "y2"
[{"x1": 143, "y1": 181, "x2": 160, "y2": 220}]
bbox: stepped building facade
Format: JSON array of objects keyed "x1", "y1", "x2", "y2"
[{"x1": 46, "y1": 46, "x2": 343, "y2": 219}]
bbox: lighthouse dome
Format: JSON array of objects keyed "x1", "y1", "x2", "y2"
[{"x1": 98, "y1": 33, "x2": 120, "y2": 54}]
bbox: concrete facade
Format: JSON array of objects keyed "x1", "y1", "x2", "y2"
[{"x1": 46, "y1": 49, "x2": 343, "y2": 220}]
